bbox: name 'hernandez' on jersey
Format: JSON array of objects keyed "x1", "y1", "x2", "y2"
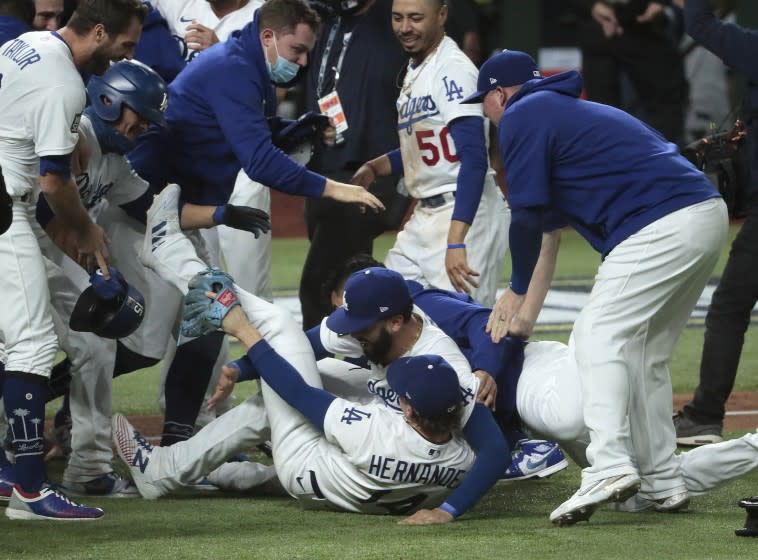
[{"x1": 292, "y1": 396, "x2": 475, "y2": 515}]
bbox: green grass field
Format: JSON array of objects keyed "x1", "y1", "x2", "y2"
[{"x1": 11, "y1": 226, "x2": 758, "y2": 559}]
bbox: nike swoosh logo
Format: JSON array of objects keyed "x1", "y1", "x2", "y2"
[
  {"x1": 179, "y1": 16, "x2": 193, "y2": 22},
  {"x1": 296, "y1": 476, "x2": 305, "y2": 492},
  {"x1": 526, "y1": 454, "x2": 550, "y2": 470}
]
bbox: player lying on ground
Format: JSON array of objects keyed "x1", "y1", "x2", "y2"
[
  {"x1": 114, "y1": 270, "x2": 508, "y2": 524},
  {"x1": 299, "y1": 258, "x2": 758, "y2": 516}
]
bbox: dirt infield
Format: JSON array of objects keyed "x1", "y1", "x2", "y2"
[{"x1": 125, "y1": 391, "x2": 758, "y2": 439}]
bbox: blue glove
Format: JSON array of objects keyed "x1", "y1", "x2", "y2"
[
  {"x1": 180, "y1": 268, "x2": 240, "y2": 338},
  {"x1": 89, "y1": 267, "x2": 126, "y2": 300}
]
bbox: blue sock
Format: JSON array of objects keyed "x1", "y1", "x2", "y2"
[
  {"x1": 4, "y1": 372, "x2": 47, "y2": 492},
  {"x1": 161, "y1": 332, "x2": 224, "y2": 446}
]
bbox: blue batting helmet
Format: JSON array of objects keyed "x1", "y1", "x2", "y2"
[
  {"x1": 70, "y1": 279, "x2": 146, "y2": 339},
  {"x1": 87, "y1": 60, "x2": 168, "y2": 127}
]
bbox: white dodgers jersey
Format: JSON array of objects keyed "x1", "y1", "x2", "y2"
[
  {"x1": 151, "y1": 0, "x2": 263, "y2": 61},
  {"x1": 76, "y1": 115, "x2": 150, "y2": 213},
  {"x1": 311, "y1": 398, "x2": 475, "y2": 515},
  {"x1": 319, "y1": 306, "x2": 479, "y2": 426},
  {"x1": 0, "y1": 32, "x2": 85, "y2": 196},
  {"x1": 396, "y1": 36, "x2": 495, "y2": 200}
]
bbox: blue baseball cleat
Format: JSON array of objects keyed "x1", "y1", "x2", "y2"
[
  {"x1": 5, "y1": 485, "x2": 104, "y2": 521},
  {"x1": 502, "y1": 439, "x2": 569, "y2": 481}
]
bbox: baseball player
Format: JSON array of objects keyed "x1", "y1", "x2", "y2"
[
  {"x1": 0, "y1": 0, "x2": 147, "y2": 521},
  {"x1": 41, "y1": 59, "x2": 272, "y2": 469},
  {"x1": 312, "y1": 249, "x2": 568, "y2": 481},
  {"x1": 132, "y1": 0, "x2": 384, "y2": 446},
  {"x1": 31, "y1": 60, "x2": 172, "y2": 496},
  {"x1": 352, "y1": 0, "x2": 509, "y2": 307},
  {"x1": 466, "y1": 49, "x2": 728, "y2": 525},
  {"x1": 114, "y1": 269, "x2": 507, "y2": 524}
]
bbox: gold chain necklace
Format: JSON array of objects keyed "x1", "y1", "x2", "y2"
[{"x1": 401, "y1": 34, "x2": 445, "y2": 98}]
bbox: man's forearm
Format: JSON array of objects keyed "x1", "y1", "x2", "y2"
[
  {"x1": 40, "y1": 174, "x2": 92, "y2": 233},
  {"x1": 180, "y1": 203, "x2": 215, "y2": 229},
  {"x1": 518, "y1": 230, "x2": 560, "y2": 324}
]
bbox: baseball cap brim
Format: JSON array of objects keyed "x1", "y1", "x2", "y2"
[
  {"x1": 325, "y1": 307, "x2": 377, "y2": 336},
  {"x1": 460, "y1": 90, "x2": 488, "y2": 104}
]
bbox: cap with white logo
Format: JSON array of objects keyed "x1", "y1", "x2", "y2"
[
  {"x1": 461, "y1": 49, "x2": 541, "y2": 104},
  {"x1": 326, "y1": 267, "x2": 412, "y2": 335}
]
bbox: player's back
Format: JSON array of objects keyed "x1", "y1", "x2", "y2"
[
  {"x1": 292, "y1": 399, "x2": 475, "y2": 515},
  {"x1": 0, "y1": 31, "x2": 84, "y2": 196}
]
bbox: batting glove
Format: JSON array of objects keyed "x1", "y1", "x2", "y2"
[{"x1": 213, "y1": 204, "x2": 271, "y2": 238}]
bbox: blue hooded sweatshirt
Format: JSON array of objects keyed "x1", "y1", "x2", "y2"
[
  {"x1": 0, "y1": 16, "x2": 29, "y2": 46},
  {"x1": 133, "y1": 2, "x2": 185, "y2": 84},
  {"x1": 500, "y1": 70, "x2": 719, "y2": 290},
  {"x1": 130, "y1": 11, "x2": 325, "y2": 205}
]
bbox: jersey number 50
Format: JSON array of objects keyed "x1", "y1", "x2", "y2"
[{"x1": 416, "y1": 128, "x2": 459, "y2": 166}]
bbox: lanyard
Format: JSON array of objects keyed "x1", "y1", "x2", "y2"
[{"x1": 316, "y1": 17, "x2": 353, "y2": 98}]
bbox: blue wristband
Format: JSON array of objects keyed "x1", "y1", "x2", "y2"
[
  {"x1": 447, "y1": 243, "x2": 466, "y2": 250},
  {"x1": 439, "y1": 502, "x2": 459, "y2": 518},
  {"x1": 212, "y1": 205, "x2": 226, "y2": 225}
]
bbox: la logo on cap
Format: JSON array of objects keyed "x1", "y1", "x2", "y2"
[{"x1": 489, "y1": 77, "x2": 497, "y2": 84}]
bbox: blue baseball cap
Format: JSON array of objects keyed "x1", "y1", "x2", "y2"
[
  {"x1": 326, "y1": 267, "x2": 412, "y2": 335},
  {"x1": 387, "y1": 355, "x2": 462, "y2": 417},
  {"x1": 461, "y1": 49, "x2": 541, "y2": 104}
]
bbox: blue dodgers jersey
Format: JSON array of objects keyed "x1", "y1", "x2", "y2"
[{"x1": 498, "y1": 71, "x2": 720, "y2": 257}]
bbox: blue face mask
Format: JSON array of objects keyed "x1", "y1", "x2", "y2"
[{"x1": 266, "y1": 33, "x2": 300, "y2": 84}]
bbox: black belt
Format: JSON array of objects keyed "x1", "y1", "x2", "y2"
[{"x1": 419, "y1": 192, "x2": 455, "y2": 208}]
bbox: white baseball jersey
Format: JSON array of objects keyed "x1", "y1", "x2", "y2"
[
  {"x1": 0, "y1": 32, "x2": 85, "y2": 196},
  {"x1": 150, "y1": 0, "x2": 262, "y2": 61},
  {"x1": 318, "y1": 307, "x2": 479, "y2": 425},
  {"x1": 396, "y1": 36, "x2": 494, "y2": 199},
  {"x1": 303, "y1": 397, "x2": 475, "y2": 514},
  {"x1": 75, "y1": 115, "x2": 150, "y2": 212}
]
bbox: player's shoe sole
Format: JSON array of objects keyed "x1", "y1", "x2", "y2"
[
  {"x1": 550, "y1": 473, "x2": 641, "y2": 526},
  {"x1": 111, "y1": 414, "x2": 165, "y2": 500}
]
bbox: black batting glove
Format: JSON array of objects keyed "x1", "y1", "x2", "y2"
[{"x1": 218, "y1": 204, "x2": 271, "y2": 238}]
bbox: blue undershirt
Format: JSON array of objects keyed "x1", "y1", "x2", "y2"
[{"x1": 448, "y1": 116, "x2": 488, "y2": 225}]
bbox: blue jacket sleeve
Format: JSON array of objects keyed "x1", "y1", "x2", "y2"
[
  {"x1": 209, "y1": 69, "x2": 327, "y2": 198},
  {"x1": 246, "y1": 340, "x2": 335, "y2": 432},
  {"x1": 448, "y1": 116, "x2": 488, "y2": 225},
  {"x1": 509, "y1": 206, "x2": 544, "y2": 294},
  {"x1": 685, "y1": 0, "x2": 758, "y2": 82},
  {"x1": 439, "y1": 403, "x2": 509, "y2": 517}
]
